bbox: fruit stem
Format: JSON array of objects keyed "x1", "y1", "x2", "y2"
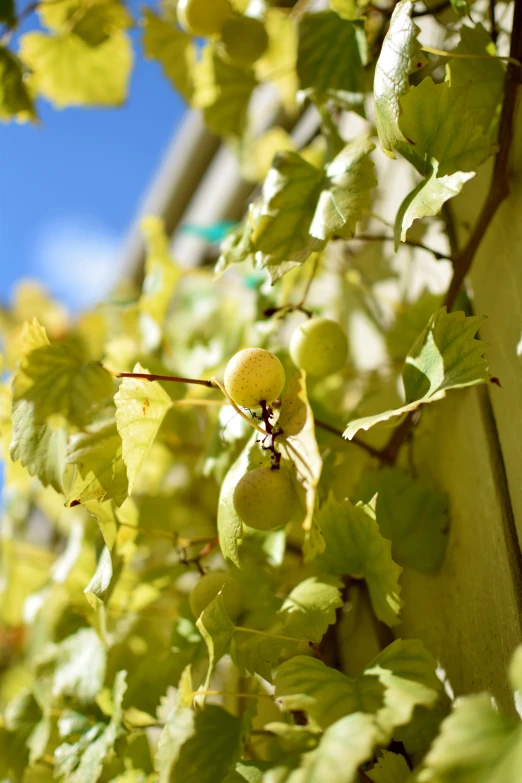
[{"x1": 210, "y1": 377, "x2": 266, "y2": 435}]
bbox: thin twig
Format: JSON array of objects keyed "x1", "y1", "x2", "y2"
[
  {"x1": 490, "y1": 0, "x2": 499, "y2": 43},
  {"x1": 297, "y1": 254, "x2": 320, "y2": 310},
  {"x1": 355, "y1": 233, "x2": 452, "y2": 261},
  {"x1": 444, "y1": 0, "x2": 522, "y2": 310},
  {"x1": 314, "y1": 418, "x2": 391, "y2": 463}
]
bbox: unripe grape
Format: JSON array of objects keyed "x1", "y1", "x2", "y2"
[
  {"x1": 289, "y1": 317, "x2": 348, "y2": 377},
  {"x1": 189, "y1": 571, "x2": 243, "y2": 620},
  {"x1": 224, "y1": 347, "x2": 285, "y2": 408},
  {"x1": 233, "y1": 467, "x2": 297, "y2": 531},
  {"x1": 178, "y1": 0, "x2": 233, "y2": 37},
  {"x1": 220, "y1": 16, "x2": 268, "y2": 66}
]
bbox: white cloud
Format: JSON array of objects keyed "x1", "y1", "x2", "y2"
[{"x1": 30, "y1": 216, "x2": 126, "y2": 309}]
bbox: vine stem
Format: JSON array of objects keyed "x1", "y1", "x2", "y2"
[
  {"x1": 314, "y1": 419, "x2": 391, "y2": 463},
  {"x1": 115, "y1": 371, "x2": 214, "y2": 388},
  {"x1": 355, "y1": 233, "x2": 452, "y2": 261},
  {"x1": 380, "y1": 0, "x2": 522, "y2": 464},
  {"x1": 297, "y1": 253, "x2": 320, "y2": 310}
]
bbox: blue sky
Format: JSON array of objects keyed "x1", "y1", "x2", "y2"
[{"x1": 0, "y1": 1, "x2": 186, "y2": 309}]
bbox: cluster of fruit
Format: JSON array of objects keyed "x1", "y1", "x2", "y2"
[
  {"x1": 223, "y1": 317, "x2": 347, "y2": 521},
  {"x1": 177, "y1": 0, "x2": 269, "y2": 66}
]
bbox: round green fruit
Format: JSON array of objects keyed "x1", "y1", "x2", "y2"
[
  {"x1": 289, "y1": 317, "x2": 348, "y2": 377},
  {"x1": 220, "y1": 16, "x2": 268, "y2": 66},
  {"x1": 177, "y1": 0, "x2": 233, "y2": 37},
  {"x1": 233, "y1": 467, "x2": 297, "y2": 531},
  {"x1": 189, "y1": 571, "x2": 243, "y2": 620},
  {"x1": 224, "y1": 347, "x2": 285, "y2": 408}
]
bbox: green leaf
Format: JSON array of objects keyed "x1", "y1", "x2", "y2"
[
  {"x1": 196, "y1": 591, "x2": 236, "y2": 690},
  {"x1": 224, "y1": 761, "x2": 272, "y2": 782},
  {"x1": 279, "y1": 372, "x2": 324, "y2": 560},
  {"x1": 4, "y1": 686, "x2": 51, "y2": 765},
  {"x1": 252, "y1": 139, "x2": 375, "y2": 279},
  {"x1": 276, "y1": 639, "x2": 440, "y2": 737},
  {"x1": 309, "y1": 138, "x2": 377, "y2": 242},
  {"x1": 39, "y1": 628, "x2": 106, "y2": 704},
  {"x1": 329, "y1": 0, "x2": 359, "y2": 21},
  {"x1": 217, "y1": 434, "x2": 258, "y2": 567},
  {"x1": 66, "y1": 418, "x2": 128, "y2": 508},
  {"x1": 275, "y1": 655, "x2": 385, "y2": 729},
  {"x1": 139, "y1": 216, "x2": 183, "y2": 327},
  {"x1": 344, "y1": 308, "x2": 489, "y2": 439},
  {"x1": 216, "y1": 214, "x2": 256, "y2": 276},
  {"x1": 19, "y1": 29, "x2": 132, "y2": 108},
  {"x1": 386, "y1": 291, "x2": 443, "y2": 360},
  {"x1": 0, "y1": 46, "x2": 36, "y2": 122},
  {"x1": 252, "y1": 153, "x2": 323, "y2": 276},
  {"x1": 84, "y1": 545, "x2": 123, "y2": 609},
  {"x1": 297, "y1": 11, "x2": 365, "y2": 101},
  {"x1": 373, "y1": 0, "x2": 426, "y2": 157},
  {"x1": 418, "y1": 693, "x2": 522, "y2": 783},
  {"x1": 280, "y1": 576, "x2": 343, "y2": 643},
  {"x1": 193, "y1": 43, "x2": 256, "y2": 137},
  {"x1": 394, "y1": 169, "x2": 474, "y2": 248},
  {"x1": 37, "y1": 0, "x2": 132, "y2": 42},
  {"x1": 158, "y1": 703, "x2": 241, "y2": 783},
  {"x1": 447, "y1": 24, "x2": 505, "y2": 137},
  {"x1": 398, "y1": 78, "x2": 495, "y2": 177},
  {"x1": 10, "y1": 398, "x2": 68, "y2": 493},
  {"x1": 231, "y1": 624, "x2": 289, "y2": 683},
  {"x1": 0, "y1": 0, "x2": 15, "y2": 25},
  {"x1": 449, "y1": 0, "x2": 471, "y2": 18},
  {"x1": 114, "y1": 363, "x2": 172, "y2": 494},
  {"x1": 356, "y1": 467, "x2": 449, "y2": 573},
  {"x1": 54, "y1": 671, "x2": 127, "y2": 783},
  {"x1": 366, "y1": 639, "x2": 441, "y2": 734},
  {"x1": 367, "y1": 750, "x2": 411, "y2": 782},
  {"x1": 142, "y1": 8, "x2": 195, "y2": 103},
  {"x1": 314, "y1": 495, "x2": 403, "y2": 626},
  {"x1": 298, "y1": 713, "x2": 381, "y2": 783},
  {"x1": 156, "y1": 704, "x2": 197, "y2": 783},
  {"x1": 13, "y1": 318, "x2": 114, "y2": 427}
]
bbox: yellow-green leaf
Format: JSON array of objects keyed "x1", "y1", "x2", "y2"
[
  {"x1": 0, "y1": 46, "x2": 36, "y2": 122},
  {"x1": 193, "y1": 42, "x2": 256, "y2": 138},
  {"x1": 314, "y1": 495, "x2": 403, "y2": 626},
  {"x1": 142, "y1": 8, "x2": 195, "y2": 102},
  {"x1": 139, "y1": 216, "x2": 183, "y2": 327},
  {"x1": 66, "y1": 418, "x2": 128, "y2": 508},
  {"x1": 114, "y1": 363, "x2": 172, "y2": 494},
  {"x1": 374, "y1": 0, "x2": 426, "y2": 157},
  {"x1": 12, "y1": 319, "x2": 114, "y2": 428},
  {"x1": 344, "y1": 308, "x2": 489, "y2": 439},
  {"x1": 20, "y1": 30, "x2": 132, "y2": 108}
]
